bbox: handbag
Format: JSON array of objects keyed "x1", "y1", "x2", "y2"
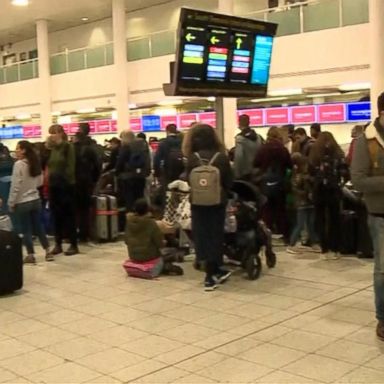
[
  {"x1": 0, "y1": 215, "x2": 12, "y2": 232},
  {"x1": 175, "y1": 194, "x2": 191, "y2": 230},
  {"x1": 122, "y1": 258, "x2": 163, "y2": 279}
]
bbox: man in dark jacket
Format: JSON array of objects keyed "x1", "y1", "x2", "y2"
[
  {"x1": 115, "y1": 131, "x2": 151, "y2": 213},
  {"x1": 293, "y1": 127, "x2": 314, "y2": 157},
  {"x1": 154, "y1": 124, "x2": 183, "y2": 183},
  {"x1": 351, "y1": 93, "x2": 384, "y2": 342},
  {"x1": 74, "y1": 123, "x2": 102, "y2": 242},
  {"x1": 104, "y1": 137, "x2": 121, "y2": 173},
  {"x1": 233, "y1": 114, "x2": 264, "y2": 180},
  {"x1": 0, "y1": 143, "x2": 14, "y2": 215}
]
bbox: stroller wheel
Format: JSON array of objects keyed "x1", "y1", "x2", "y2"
[
  {"x1": 266, "y1": 251, "x2": 277, "y2": 268},
  {"x1": 246, "y1": 253, "x2": 262, "y2": 280},
  {"x1": 246, "y1": 254, "x2": 262, "y2": 280}
]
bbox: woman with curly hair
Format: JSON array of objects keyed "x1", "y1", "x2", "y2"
[{"x1": 183, "y1": 124, "x2": 233, "y2": 291}]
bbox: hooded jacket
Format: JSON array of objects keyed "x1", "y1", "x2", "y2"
[
  {"x1": 125, "y1": 213, "x2": 164, "y2": 262},
  {"x1": 351, "y1": 119, "x2": 384, "y2": 215},
  {"x1": 233, "y1": 129, "x2": 263, "y2": 179}
]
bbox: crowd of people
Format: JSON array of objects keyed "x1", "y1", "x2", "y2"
[
  {"x1": 0, "y1": 116, "x2": 369, "y2": 268},
  {"x1": 0, "y1": 102, "x2": 382, "y2": 298}
]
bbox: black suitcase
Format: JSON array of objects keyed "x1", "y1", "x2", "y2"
[
  {"x1": 340, "y1": 210, "x2": 358, "y2": 255},
  {"x1": 356, "y1": 205, "x2": 374, "y2": 258},
  {"x1": 0, "y1": 230, "x2": 23, "y2": 295},
  {"x1": 92, "y1": 195, "x2": 119, "y2": 242}
]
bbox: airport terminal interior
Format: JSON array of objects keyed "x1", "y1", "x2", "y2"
[{"x1": 1, "y1": 0, "x2": 384, "y2": 383}]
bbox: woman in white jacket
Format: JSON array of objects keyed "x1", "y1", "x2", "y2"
[{"x1": 8, "y1": 141, "x2": 51, "y2": 264}]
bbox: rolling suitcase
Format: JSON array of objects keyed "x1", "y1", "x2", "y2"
[
  {"x1": 339, "y1": 210, "x2": 358, "y2": 255},
  {"x1": 0, "y1": 230, "x2": 23, "y2": 295},
  {"x1": 92, "y1": 195, "x2": 119, "y2": 242}
]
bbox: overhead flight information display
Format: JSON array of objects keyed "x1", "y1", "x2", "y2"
[{"x1": 168, "y1": 8, "x2": 278, "y2": 98}]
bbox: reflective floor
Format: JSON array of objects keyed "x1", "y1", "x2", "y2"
[{"x1": 0, "y1": 242, "x2": 383, "y2": 383}]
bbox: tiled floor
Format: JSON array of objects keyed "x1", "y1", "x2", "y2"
[{"x1": 1, "y1": 242, "x2": 383, "y2": 384}]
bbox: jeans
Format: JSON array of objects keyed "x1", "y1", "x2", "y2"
[
  {"x1": 368, "y1": 215, "x2": 384, "y2": 322},
  {"x1": 262, "y1": 191, "x2": 288, "y2": 240},
  {"x1": 12, "y1": 199, "x2": 49, "y2": 255},
  {"x1": 192, "y1": 205, "x2": 226, "y2": 278},
  {"x1": 314, "y1": 188, "x2": 341, "y2": 253},
  {"x1": 75, "y1": 185, "x2": 94, "y2": 242},
  {"x1": 290, "y1": 207, "x2": 317, "y2": 246},
  {"x1": 118, "y1": 177, "x2": 146, "y2": 212},
  {"x1": 49, "y1": 183, "x2": 78, "y2": 247}
]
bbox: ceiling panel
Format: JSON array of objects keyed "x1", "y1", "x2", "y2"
[{"x1": 0, "y1": 0, "x2": 173, "y2": 46}]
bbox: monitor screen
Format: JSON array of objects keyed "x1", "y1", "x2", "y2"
[{"x1": 169, "y1": 8, "x2": 277, "y2": 98}]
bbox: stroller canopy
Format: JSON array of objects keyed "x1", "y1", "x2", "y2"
[{"x1": 231, "y1": 180, "x2": 266, "y2": 208}]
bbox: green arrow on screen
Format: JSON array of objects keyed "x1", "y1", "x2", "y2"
[
  {"x1": 236, "y1": 37, "x2": 243, "y2": 49},
  {"x1": 210, "y1": 36, "x2": 220, "y2": 45},
  {"x1": 186, "y1": 33, "x2": 196, "y2": 42}
]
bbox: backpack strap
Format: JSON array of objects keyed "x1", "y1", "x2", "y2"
[
  {"x1": 208, "y1": 152, "x2": 220, "y2": 166},
  {"x1": 368, "y1": 138, "x2": 380, "y2": 169},
  {"x1": 194, "y1": 152, "x2": 204, "y2": 166}
]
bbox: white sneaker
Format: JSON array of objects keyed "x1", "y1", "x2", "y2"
[
  {"x1": 322, "y1": 252, "x2": 340, "y2": 261},
  {"x1": 287, "y1": 246, "x2": 302, "y2": 255},
  {"x1": 311, "y1": 245, "x2": 322, "y2": 253},
  {"x1": 297, "y1": 244, "x2": 311, "y2": 250}
]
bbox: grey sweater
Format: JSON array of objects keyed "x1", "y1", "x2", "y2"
[
  {"x1": 351, "y1": 121, "x2": 384, "y2": 214},
  {"x1": 8, "y1": 160, "x2": 42, "y2": 207}
]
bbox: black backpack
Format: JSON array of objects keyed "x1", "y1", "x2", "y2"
[
  {"x1": 316, "y1": 153, "x2": 340, "y2": 189},
  {"x1": 164, "y1": 140, "x2": 184, "y2": 181},
  {"x1": 128, "y1": 140, "x2": 150, "y2": 178},
  {"x1": 261, "y1": 162, "x2": 285, "y2": 199}
]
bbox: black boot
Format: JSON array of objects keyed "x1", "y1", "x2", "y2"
[
  {"x1": 48, "y1": 245, "x2": 63, "y2": 256},
  {"x1": 65, "y1": 245, "x2": 79, "y2": 256}
]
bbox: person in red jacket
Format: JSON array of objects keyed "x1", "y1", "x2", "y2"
[{"x1": 254, "y1": 127, "x2": 292, "y2": 243}]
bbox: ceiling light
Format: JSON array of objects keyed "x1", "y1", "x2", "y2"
[
  {"x1": 58, "y1": 116, "x2": 72, "y2": 124},
  {"x1": 250, "y1": 96, "x2": 287, "y2": 103},
  {"x1": 268, "y1": 88, "x2": 303, "y2": 97},
  {"x1": 207, "y1": 97, "x2": 216, "y2": 102},
  {"x1": 339, "y1": 82, "x2": 371, "y2": 92},
  {"x1": 15, "y1": 113, "x2": 31, "y2": 120},
  {"x1": 129, "y1": 103, "x2": 137, "y2": 109},
  {"x1": 76, "y1": 108, "x2": 96, "y2": 114},
  {"x1": 158, "y1": 99, "x2": 183, "y2": 106},
  {"x1": 51, "y1": 111, "x2": 61, "y2": 116},
  {"x1": 153, "y1": 108, "x2": 177, "y2": 116},
  {"x1": 81, "y1": 17, "x2": 89, "y2": 21},
  {"x1": 306, "y1": 92, "x2": 341, "y2": 98},
  {"x1": 11, "y1": 0, "x2": 29, "y2": 6}
]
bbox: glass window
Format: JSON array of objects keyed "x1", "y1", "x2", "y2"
[
  {"x1": 342, "y1": 0, "x2": 369, "y2": 26},
  {"x1": 106, "y1": 43, "x2": 114, "y2": 65},
  {"x1": 267, "y1": 7, "x2": 301, "y2": 36},
  {"x1": 4, "y1": 64, "x2": 19, "y2": 83},
  {"x1": 0, "y1": 67, "x2": 5, "y2": 84},
  {"x1": 303, "y1": 0, "x2": 340, "y2": 32},
  {"x1": 86, "y1": 46, "x2": 105, "y2": 69},
  {"x1": 50, "y1": 54, "x2": 67, "y2": 75},
  {"x1": 151, "y1": 31, "x2": 176, "y2": 57},
  {"x1": 127, "y1": 38, "x2": 150, "y2": 61},
  {"x1": 19, "y1": 61, "x2": 36, "y2": 80},
  {"x1": 68, "y1": 50, "x2": 86, "y2": 72}
]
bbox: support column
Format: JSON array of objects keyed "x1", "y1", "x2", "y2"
[
  {"x1": 113, "y1": 0, "x2": 130, "y2": 132},
  {"x1": 370, "y1": 0, "x2": 384, "y2": 107},
  {"x1": 36, "y1": 19, "x2": 52, "y2": 138},
  {"x1": 216, "y1": 0, "x2": 237, "y2": 149}
]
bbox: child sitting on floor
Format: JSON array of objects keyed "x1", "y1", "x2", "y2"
[{"x1": 125, "y1": 198, "x2": 183, "y2": 276}]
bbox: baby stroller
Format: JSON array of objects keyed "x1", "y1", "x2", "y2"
[
  {"x1": 189, "y1": 180, "x2": 276, "y2": 280},
  {"x1": 222, "y1": 181, "x2": 277, "y2": 280}
]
